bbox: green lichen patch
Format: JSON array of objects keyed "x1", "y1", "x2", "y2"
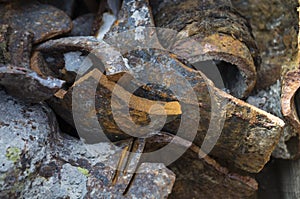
[
  {"x1": 77, "y1": 167, "x2": 90, "y2": 176},
  {"x1": 6, "y1": 147, "x2": 21, "y2": 162}
]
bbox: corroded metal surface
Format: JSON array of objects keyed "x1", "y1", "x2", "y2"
[
  {"x1": 34, "y1": 0, "x2": 285, "y2": 173},
  {"x1": 143, "y1": 132, "x2": 258, "y2": 198},
  {"x1": 48, "y1": 68, "x2": 181, "y2": 142},
  {"x1": 0, "y1": 24, "x2": 65, "y2": 103},
  {"x1": 280, "y1": 61, "x2": 300, "y2": 159},
  {"x1": 125, "y1": 49, "x2": 284, "y2": 173},
  {"x1": 275, "y1": 3, "x2": 300, "y2": 159},
  {"x1": 0, "y1": 65, "x2": 64, "y2": 103},
  {"x1": 36, "y1": 36, "x2": 129, "y2": 76},
  {"x1": 0, "y1": 0, "x2": 298, "y2": 197},
  {"x1": 0, "y1": 1, "x2": 72, "y2": 44},
  {"x1": 232, "y1": 0, "x2": 299, "y2": 89},
  {"x1": 0, "y1": 25, "x2": 34, "y2": 68},
  {"x1": 37, "y1": 41, "x2": 284, "y2": 173},
  {"x1": 152, "y1": 0, "x2": 260, "y2": 98}
]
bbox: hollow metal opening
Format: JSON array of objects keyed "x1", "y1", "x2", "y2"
[
  {"x1": 294, "y1": 88, "x2": 300, "y2": 120},
  {"x1": 215, "y1": 60, "x2": 246, "y2": 97},
  {"x1": 285, "y1": 135, "x2": 299, "y2": 156},
  {"x1": 192, "y1": 60, "x2": 245, "y2": 97}
]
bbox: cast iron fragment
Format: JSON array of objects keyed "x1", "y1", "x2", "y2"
[
  {"x1": 35, "y1": 0, "x2": 285, "y2": 173},
  {"x1": 0, "y1": 1, "x2": 72, "y2": 44},
  {"x1": 143, "y1": 132, "x2": 258, "y2": 198},
  {"x1": 104, "y1": 0, "x2": 284, "y2": 173},
  {"x1": 0, "y1": 24, "x2": 34, "y2": 68},
  {"x1": 0, "y1": 64, "x2": 64, "y2": 103},
  {"x1": 152, "y1": 0, "x2": 260, "y2": 98}
]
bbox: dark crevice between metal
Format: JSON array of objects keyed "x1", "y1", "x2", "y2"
[
  {"x1": 55, "y1": 114, "x2": 79, "y2": 139},
  {"x1": 294, "y1": 88, "x2": 300, "y2": 121},
  {"x1": 215, "y1": 60, "x2": 245, "y2": 96},
  {"x1": 192, "y1": 60, "x2": 244, "y2": 96},
  {"x1": 285, "y1": 135, "x2": 299, "y2": 157}
]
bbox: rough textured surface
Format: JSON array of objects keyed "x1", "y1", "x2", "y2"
[
  {"x1": 144, "y1": 133, "x2": 258, "y2": 198},
  {"x1": 48, "y1": 68, "x2": 181, "y2": 142},
  {"x1": 232, "y1": 0, "x2": 299, "y2": 89},
  {"x1": 36, "y1": 36, "x2": 129, "y2": 77},
  {"x1": 37, "y1": 34, "x2": 285, "y2": 173},
  {"x1": 105, "y1": 0, "x2": 284, "y2": 173},
  {"x1": 0, "y1": 24, "x2": 65, "y2": 103},
  {"x1": 22, "y1": 134, "x2": 175, "y2": 199},
  {"x1": 238, "y1": 0, "x2": 300, "y2": 160},
  {"x1": 0, "y1": 65, "x2": 65, "y2": 103},
  {"x1": 0, "y1": 25, "x2": 33, "y2": 68},
  {"x1": 246, "y1": 81, "x2": 292, "y2": 158},
  {"x1": 35, "y1": 0, "x2": 285, "y2": 173},
  {"x1": 280, "y1": 62, "x2": 300, "y2": 159},
  {"x1": 0, "y1": 1, "x2": 72, "y2": 44},
  {"x1": 0, "y1": 90, "x2": 175, "y2": 198},
  {"x1": 0, "y1": 90, "x2": 56, "y2": 198},
  {"x1": 152, "y1": 0, "x2": 259, "y2": 98}
]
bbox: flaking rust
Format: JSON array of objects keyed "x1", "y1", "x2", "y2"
[
  {"x1": 48, "y1": 68, "x2": 181, "y2": 142},
  {"x1": 0, "y1": 24, "x2": 33, "y2": 68},
  {"x1": 143, "y1": 132, "x2": 258, "y2": 198},
  {"x1": 35, "y1": 0, "x2": 285, "y2": 173},
  {"x1": 278, "y1": 2, "x2": 300, "y2": 159},
  {"x1": 105, "y1": 0, "x2": 284, "y2": 173},
  {"x1": 0, "y1": 0, "x2": 72, "y2": 44},
  {"x1": 0, "y1": 24, "x2": 65, "y2": 103},
  {"x1": 152, "y1": 0, "x2": 260, "y2": 99},
  {"x1": 0, "y1": 65, "x2": 64, "y2": 103}
]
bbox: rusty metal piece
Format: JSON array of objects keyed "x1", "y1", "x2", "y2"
[
  {"x1": 0, "y1": 23, "x2": 64, "y2": 103},
  {"x1": 36, "y1": 0, "x2": 284, "y2": 173},
  {"x1": 124, "y1": 49, "x2": 284, "y2": 173},
  {"x1": 0, "y1": 24, "x2": 34, "y2": 68},
  {"x1": 0, "y1": 1, "x2": 72, "y2": 44},
  {"x1": 0, "y1": 64, "x2": 64, "y2": 103},
  {"x1": 30, "y1": 51, "x2": 55, "y2": 78},
  {"x1": 0, "y1": 24, "x2": 10, "y2": 65},
  {"x1": 105, "y1": 0, "x2": 284, "y2": 173},
  {"x1": 275, "y1": 3, "x2": 300, "y2": 159},
  {"x1": 111, "y1": 138, "x2": 146, "y2": 194},
  {"x1": 48, "y1": 68, "x2": 181, "y2": 141},
  {"x1": 232, "y1": 0, "x2": 299, "y2": 90},
  {"x1": 40, "y1": 44, "x2": 284, "y2": 173},
  {"x1": 36, "y1": 36, "x2": 129, "y2": 78},
  {"x1": 152, "y1": 0, "x2": 260, "y2": 99},
  {"x1": 8, "y1": 30, "x2": 33, "y2": 68},
  {"x1": 280, "y1": 62, "x2": 300, "y2": 159},
  {"x1": 143, "y1": 132, "x2": 258, "y2": 198}
]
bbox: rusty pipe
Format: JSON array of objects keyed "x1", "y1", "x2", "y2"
[{"x1": 152, "y1": 0, "x2": 260, "y2": 99}]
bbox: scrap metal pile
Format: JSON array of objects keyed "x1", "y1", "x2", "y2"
[{"x1": 0, "y1": 0, "x2": 299, "y2": 198}]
